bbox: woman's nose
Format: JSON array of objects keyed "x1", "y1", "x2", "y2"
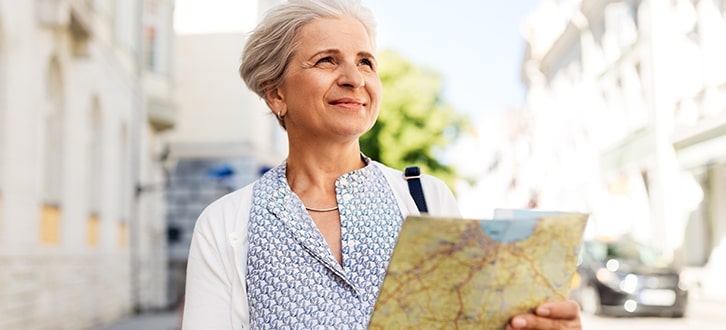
[{"x1": 337, "y1": 62, "x2": 365, "y2": 88}]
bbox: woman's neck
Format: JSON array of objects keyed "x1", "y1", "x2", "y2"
[{"x1": 285, "y1": 139, "x2": 365, "y2": 205}]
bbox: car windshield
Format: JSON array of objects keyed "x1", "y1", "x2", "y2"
[{"x1": 586, "y1": 240, "x2": 663, "y2": 267}]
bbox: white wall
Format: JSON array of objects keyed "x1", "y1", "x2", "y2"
[
  {"x1": 0, "y1": 0, "x2": 171, "y2": 327},
  {"x1": 171, "y1": 32, "x2": 286, "y2": 162}
]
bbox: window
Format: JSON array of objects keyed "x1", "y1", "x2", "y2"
[
  {"x1": 142, "y1": 1, "x2": 170, "y2": 73},
  {"x1": 144, "y1": 25, "x2": 157, "y2": 70},
  {"x1": 87, "y1": 98, "x2": 102, "y2": 247},
  {"x1": 114, "y1": 0, "x2": 137, "y2": 52},
  {"x1": 116, "y1": 123, "x2": 130, "y2": 249},
  {"x1": 0, "y1": 27, "x2": 5, "y2": 243},
  {"x1": 43, "y1": 59, "x2": 64, "y2": 206},
  {"x1": 89, "y1": 99, "x2": 102, "y2": 215},
  {"x1": 40, "y1": 58, "x2": 64, "y2": 245},
  {"x1": 119, "y1": 123, "x2": 130, "y2": 225},
  {"x1": 0, "y1": 26, "x2": 5, "y2": 194}
]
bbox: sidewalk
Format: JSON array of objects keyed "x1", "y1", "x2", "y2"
[
  {"x1": 102, "y1": 310, "x2": 180, "y2": 330},
  {"x1": 101, "y1": 291, "x2": 725, "y2": 329},
  {"x1": 687, "y1": 289, "x2": 726, "y2": 322}
]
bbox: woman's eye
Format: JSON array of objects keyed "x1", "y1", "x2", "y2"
[
  {"x1": 315, "y1": 57, "x2": 334, "y2": 66},
  {"x1": 359, "y1": 58, "x2": 374, "y2": 68}
]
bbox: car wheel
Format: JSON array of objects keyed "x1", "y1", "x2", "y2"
[{"x1": 580, "y1": 285, "x2": 601, "y2": 316}]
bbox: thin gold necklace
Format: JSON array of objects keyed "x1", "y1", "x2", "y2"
[{"x1": 305, "y1": 205, "x2": 339, "y2": 212}]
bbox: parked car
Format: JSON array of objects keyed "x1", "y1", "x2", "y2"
[{"x1": 570, "y1": 237, "x2": 689, "y2": 317}]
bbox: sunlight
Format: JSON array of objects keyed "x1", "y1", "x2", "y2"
[{"x1": 174, "y1": 0, "x2": 258, "y2": 34}]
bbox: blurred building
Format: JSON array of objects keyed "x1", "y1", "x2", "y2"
[
  {"x1": 521, "y1": 0, "x2": 726, "y2": 297},
  {"x1": 454, "y1": 111, "x2": 552, "y2": 218},
  {"x1": 164, "y1": 0, "x2": 286, "y2": 306},
  {"x1": 0, "y1": 0, "x2": 177, "y2": 328}
]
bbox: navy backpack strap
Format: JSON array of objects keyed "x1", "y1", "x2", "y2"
[{"x1": 404, "y1": 166, "x2": 429, "y2": 213}]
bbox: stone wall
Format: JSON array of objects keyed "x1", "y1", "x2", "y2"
[{"x1": 0, "y1": 252, "x2": 131, "y2": 330}]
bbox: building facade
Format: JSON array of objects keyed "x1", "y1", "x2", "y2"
[
  {"x1": 0, "y1": 0, "x2": 177, "y2": 328},
  {"x1": 521, "y1": 0, "x2": 726, "y2": 298}
]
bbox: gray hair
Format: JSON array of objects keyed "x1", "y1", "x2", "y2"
[{"x1": 239, "y1": 0, "x2": 377, "y2": 123}]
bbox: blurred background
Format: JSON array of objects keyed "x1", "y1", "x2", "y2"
[{"x1": 0, "y1": 0, "x2": 725, "y2": 329}]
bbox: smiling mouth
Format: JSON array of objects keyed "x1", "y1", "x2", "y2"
[{"x1": 330, "y1": 99, "x2": 366, "y2": 109}]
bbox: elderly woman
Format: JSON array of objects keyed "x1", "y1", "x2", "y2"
[{"x1": 182, "y1": 0, "x2": 582, "y2": 329}]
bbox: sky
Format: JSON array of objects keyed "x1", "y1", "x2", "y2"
[
  {"x1": 174, "y1": 0, "x2": 542, "y2": 121},
  {"x1": 363, "y1": 0, "x2": 541, "y2": 120}
]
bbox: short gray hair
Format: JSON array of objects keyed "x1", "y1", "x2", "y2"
[{"x1": 239, "y1": 0, "x2": 377, "y2": 108}]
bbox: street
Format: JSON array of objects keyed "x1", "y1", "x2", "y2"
[
  {"x1": 103, "y1": 294, "x2": 726, "y2": 330},
  {"x1": 102, "y1": 311, "x2": 179, "y2": 330},
  {"x1": 582, "y1": 293, "x2": 725, "y2": 330}
]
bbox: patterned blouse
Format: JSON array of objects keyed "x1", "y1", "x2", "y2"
[{"x1": 246, "y1": 161, "x2": 405, "y2": 329}]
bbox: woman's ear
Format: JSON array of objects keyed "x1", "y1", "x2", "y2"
[
  {"x1": 264, "y1": 87, "x2": 285, "y2": 116},
  {"x1": 264, "y1": 87, "x2": 288, "y2": 129}
]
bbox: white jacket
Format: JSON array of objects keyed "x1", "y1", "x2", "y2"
[{"x1": 182, "y1": 162, "x2": 460, "y2": 329}]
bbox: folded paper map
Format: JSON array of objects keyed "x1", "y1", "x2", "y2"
[{"x1": 368, "y1": 210, "x2": 589, "y2": 330}]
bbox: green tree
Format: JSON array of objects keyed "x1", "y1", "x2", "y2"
[{"x1": 361, "y1": 49, "x2": 471, "y2": 192}]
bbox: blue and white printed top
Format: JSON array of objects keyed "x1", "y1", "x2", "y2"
[
  {"x1": 247, "y1": 162, "x2": 403, "y2": 329},
  {"x1": 181, "y1": 160, "x2": 460, "y2": 330}
]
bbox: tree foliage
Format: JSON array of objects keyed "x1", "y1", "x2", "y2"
[{"x1": 361, "y1": 49, "x2": 471, "y2": 192}]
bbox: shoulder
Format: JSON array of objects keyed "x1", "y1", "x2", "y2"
[
  {"x1": 193, "y1": 182, "x2": 255, "y2": 236},
  {"x1": 185, "y1": 183, "x2": 255, "y2": 329},
  {"x1": 372, "y1": 161, "x2": 461, "y2": 217},
  {"x1": 373, "y1": 161, "x2": 449, "y2": 192}
]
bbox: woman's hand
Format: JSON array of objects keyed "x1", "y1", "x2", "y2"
[{"x1": 506, "y1": 300, "x2": 581, "y2": 330}]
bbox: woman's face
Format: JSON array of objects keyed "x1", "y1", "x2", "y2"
[{"x1": 267, "y1": 17, "x2": 382, "y2": 141}]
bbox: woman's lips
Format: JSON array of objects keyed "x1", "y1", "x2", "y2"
[{"x1": 330, "y1": 98, "x2": 366, "y2": 109}]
